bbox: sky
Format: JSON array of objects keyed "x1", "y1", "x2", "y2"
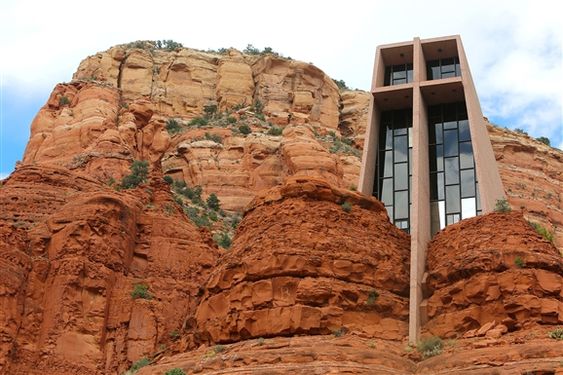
[{"x1": 1, "y1": 0, "x2": 561, "y2": 178}]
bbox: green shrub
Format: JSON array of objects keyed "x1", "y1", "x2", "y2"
[
  {"x1": 332, "y1": 327, "x2": 346, "y2": 337},
  {"x1": 494, "y1": 198, "x2": 511, "y2": 213},
  {"x1": 227, "y1": 116, "x2": 237, "y2": 124},
  {"x1": 257, "y1": 337, "x2": 265, "y2": 345},
  {"x1": 208, "y1": 210, "x2": 218, "y2": 222},
  {"x1": 366, "y1": 290, "x2": 379, "y2": 305},
  {"x1": 131, "y1": 284, "x2": 152, "y2": 300},
  {"x1": 267, "y1": 126, "x2": 283, "y2": 136},
  {"x1": 155, "y1": 40, "x2": 183, "y2": 51},
  {"x1": 231, "y1": 214, "x2": 242, "y2": 229},
  {"x1": 128, "y1": 357, "x2": 150, "y2": 373},
  {"x1": 59, "y1": 96, "x2": 71, "y2": 106},
  {"x1": 165, "y1": 369, "x2": 186, "y2": 375},
  {"x1": 214, "y1": 232, "x2": 232, "y2": 249},
  {"x1": 165, "y1": 118, "x2": 182, "y2": 135},
  {"x1": 341, "y1": 201, "x2": 352, "y2": 213},
  {"x1": 529, "y1": 221, "x2": 554, "y2": 243},
  {"x1": 163, "y1": 175, "x2": 173, "y2": 185},
  {"x1": 252, "y1": 99, "x2": 264, "y2": 114},
  {"x1": 207, "y1": 193, "x2": 221, "y2": 211},
  {"x1": 169, "y1": 330, "x2": 180, "y2": 340},
  {"x1": 514, "y1": 128, "x2": 528, "y2": 135},
  {"x1": 333, "y1": 79, "x2": 349, "y2": 90},
  {"x1": 417, "y1": 336, "x2": 443, "y2": 358},
  {"x1": 121, "y1": 160, "x2": 149, "y2": 189},
  {"x1": 238, "y1": 124, "x2": 251, "y2": 135},
  {"x1": 514, "y1": 256, "x2": 525, "y2": 268},
  {"x1": 243, "y1": 44, "x2": 260, "y2": 55},
  {"x1": 189, "y1": 117, "x2": 208, "y2": 127},
  {"x1": 213, "y1": 345, "x2": 225, "y2": 353},
  {"x1": 548, "y1": 327, "x2": 563, "y2": 340},
  {"x1": 185, "y1": 206, "x2": 210, "y2": 228},
  {"x1": 205, "y1": 132, "x2": 223, "y2": 144},
  {"x1": 536, "y1": 136, "x2": 551, "y2": 146},
  {"x1": 203, "y1": 104, "x2": 218, "y2": 118}
]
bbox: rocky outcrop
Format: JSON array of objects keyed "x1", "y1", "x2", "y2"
[
  {"x1": 0, "y1": 166, "x2": 219, "y2": 374},
  {"x1": 489, "y1": 125, "x2": 563, "y2": 250},
  {"x1": 424, "y1": 211, "x2": 562, "y2": 338},
  {"x1": 194, "y1": 177, "x2": 410, "y2": 344}
]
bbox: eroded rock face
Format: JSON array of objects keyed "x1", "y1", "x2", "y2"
[
  {"x1": 194, "y1": 177, "x2": 410, "y2": 344},
  {"x1": 489, "y1": 125, "x2": 563, "y2": 250},
  {"x1": 0, "y1": 166, "x2": 219, "y2": 374},
  {"x1": 424, "y1": 211, "x2": 562, "y2": 338}
]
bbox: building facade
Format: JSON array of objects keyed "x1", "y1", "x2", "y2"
[{"x1": 358, "y1": 35, "x2": 505, "y2": 342}]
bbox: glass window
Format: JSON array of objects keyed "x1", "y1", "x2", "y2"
[
  {"x1": 407, "y1": 64, "x2": 414, "y2": 82},
  {"x1": 441, "y1": 58, "x2": 455, "y2": 73},
  {"x1": 429, "y1": 145, "x2": 444, "y2": 172},
  {"x1": 385, "y1": 206, "x2": 393, "y2": 222},
  {"x1": 380, "y1": 178, "x2": 393, "y2": 206},
  {"x1": 427, "y1": 60, "x2": 440, "y2": 80},
  {"x1": 430, "y1": 173, "x2": 438, "y2": 200},
  {"x1": 394, "y1": 163, "x2": 408, "y2": 190},
  {"x1": 445, "y1": 157, "x2": 459, "y2": 185},
  {"x1": 384, "y1": 67, "x2": 391, "y2": 86},
  {"x1": 459, "y1": 142, "x2": 474, "y2": 169},
  {"x1": 380, "y1": 151, "x2": 393, "y2": 177},
  {"x1": 459, "y1": 120, "x2": 470, "y2": 141},
  {"x1": 446, "y1": 185, "x2": 460, "y2": 213},
  {"x1": 437, "y1": 172, "x2": 444, "y2": 200},
  {"x1": 460, "y1": 169, "x2": 475, "y2": 198},
  {"x1": 395, "y1": 191, "x2": 409, "y2": 219},
  {"x1": 461, "y1": 197, "x2": 476, "y2": 219},
  {"x1": 446, "y1": 213, "x2": 460, "y2": 225},
  {"x1": 392, "y1": 67, "x2": 406, "y2": 80},
  {"x1": 394, "y1": 136, "x2": 408, "y2": 162},
  {"x1": 444, "y1": 130, "x2": 458, "y2": 157},
  {"x1": 395, "y1": 220, "x2": 408, "y2": 230}
]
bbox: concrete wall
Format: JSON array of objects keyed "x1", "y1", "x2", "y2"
[{"x1": 358, "y1": 35, "x2": 506, "y2": 343}]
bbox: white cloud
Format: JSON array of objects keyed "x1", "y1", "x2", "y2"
[{"x1": 0, "y1": 0, "x2": 561, "y2": 143}]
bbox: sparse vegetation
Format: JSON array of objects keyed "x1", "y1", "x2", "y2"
[
  {"x1": 165, "y1": 118, "x2": 183, "y2": 135},
  {"x1": 332, "y1": 327, "x2": 346, "y2": 337},
  {"x1": 366, "y1": 290, "x2": 379, "y2": 305},
  {"x1": 548, "y1": 327, "x2": 563, "y2": 340},
  {"x1": 514, "y1": 128, "x2": 528, "y2": 135},
  {"x1": 529, "y1": 221, "x2": 554, "y2": 243},
  {"x1": 203, "y1": 104, "x2": 218, "y2": 118},
  {"x1": 169, "y1": 330, "x2": 180, "y2": 340},
  {"x1": 537, "y1": 136, "x2": 551, "y2": 146},
  {"x1": 188, "y1": 117, "x2": 209, "y2": 127},
  {"x1": 494, "y1": 198, "x2": 511, "y2": 213},
  {"x1": 213, "y1": 345, "x2": 225, "y2": 354},
  {"x1": 155, "y1": 39, "x2": 183, "y2": 51},
  {"x1": 243, "y1": 44, "x2": 281, "y2": 57},
  {"x1": 267, "y1": 125, "x2": 283, "y2": 136},
  {"x1": 165, "y1": 369, "x2": 186, "y2": 375},
  {"x1": 417, "y1": 336, "x2": 443, "y2": 358},
  {"x1": 121, "y1": 160, "x2": 149, "y2": 189},
  {"x1": 238, "y1": 124, "x2": 252, "y2": 135},
  {"x1": 341, "y1": 201, "x2": 352, "y2": 213},
  {"x1": 131, "y1": 284, "x2": 152, "y2": 300},
  {"x1": 257, "y1": 337, "x2": 265, "y2": 346},
  {"x1": 125, "y1": 357, "x2": 150, "y2": 374},
  {"x1": 163, "y1": 175, "x2": 173, "y2": 185},
  {"x1": 59, "y1": 96, "x2": 70, "y2": 106},
  {"x1": 315, "y1": 131, "x2": 360, "y2": 157},
  {"x1": 206, "y1": 193, "x2": 220, "y2": 211},
  {"x1": 204, "y1": 132, "x2": 223, "y2": 144},
  {"x1": 213, "y1": 232, "x2": 232, "y2": 249},
  {"x1": 514, "y1": 256, "x2": 525, "y2": 268},
  {"x1": 333, "y1": 79, "x2": 349, "y2": 90}
]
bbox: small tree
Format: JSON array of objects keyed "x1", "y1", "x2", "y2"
[
  {"x1": 207, "y1": 193, "x2": 221, "y2": 211},
  {"x1": 267, "y1": 126, "x2": 283, "y2": 136},
  {"x1": 536, "y1": 136, "x2": 551, "y2": 146},
  {"x1": 59, "y1": 96, "x2": 71, "y2": 106},
  {"x1": 121, "y1": 160, "x2": 149, "y2": 189},
  {"x1": 165, "y1": 369, "x2": 186, "y2": 375},
  {"x1": 165, "y1": 119, "x2": 182, "y2": 135},
  {"x1": 131, "y1": 284, "x2": 152, "y2": 300},
  {"x1": 514, "y1": 128, "x2": 528, "y2": 135},
  {"x1": 163, "y1": 175, "x2": 173, "y2": 185},
  {"x1": 417, "y1": 336, "x2": 443, "y2": 358},
  {"x1": 238, "y1": 124, "x2": 251, "y2": 135},
  {"x1": 341, "y1": 201, "x2": 352, "y2": 213},
  {"x1": 334, "y1": 79, "x2": 349, "y2": 90},
  {"x1": 494, "y1": 198, "x2": 511, "y2": 213},
  {"x1": 214, "y1": 232, "x2": 232, "y2": 249}
]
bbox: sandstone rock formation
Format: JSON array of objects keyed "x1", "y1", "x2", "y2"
[
  {"x1": 194, "y1": 177, "x2": 410, "y2": 344},
  {"x1": 2, "y1": 41, "x2": 563, "y2": 375},
  {"x1": 424, "y1": 211, "x2": 562, "y2": 338},
  {"x1": 0, "y1": 166, "x2": 219, "y2": 374}
]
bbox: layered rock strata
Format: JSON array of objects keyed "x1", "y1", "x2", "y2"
[
  {"x1": 194, "y1": 177, "x2": 411, "y2": 344},
  {"x1": 424, "y1": 211, "x2": 562, "y2": 338}
]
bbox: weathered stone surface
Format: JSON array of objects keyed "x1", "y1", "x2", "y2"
[
  {"x1": 424, "y1": 211, "x2": 562, "y2": 338},
  {"x1": 194, "y1": 177, "x2": 410, "y2": 344},
  {"x1": 0, "y1": 166, "x2": 219, "y2": 374}
]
